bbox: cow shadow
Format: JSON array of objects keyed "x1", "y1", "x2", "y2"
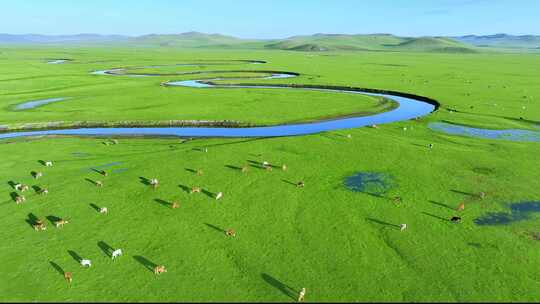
[
  {"x1": 205, "y1": 223, "x2": 225, "y2": 234},
  {"x1": 281, "y1": 179, "x2": 297, "y2": 187},
  {"x1": 366, "y1": 217, "x2": 400, "y2": 229},
  {"x1": 185, "y1": 168, "x2": 197, "y2": 174},
  {"x1": 7, "y1": 181, "x2": 17, "y2": 189},
  {"x1": 46, "y1": 215, "x2": 62, "y2": 225},
  {"x1": 85, "y1": 178, "x2": 99, "y2": 186},
  {"x1": 68, "y1": 250, "x2": 82, "y2": 263},
  {"x1": 155, "y1": 198, "x2": 173, "y2": 208},
  {"x1": 49, "y1": 261, "x2": 65, "y2": 276},
  {"x1": 261, "y1": 273, "x2": 297, "y2": 300},
  {"x1": 98, "y1": 241, "x2": 113, "y2": 257},
  {"x1": 32, "y1": 185, "x2": 43, "y2": 193},
  {"x1": 133, "y1": 255, "x2": 158, "y2": 272},
  {"x1": 38, "y1": 160, "x2": 47, "y2": 166},
  {"x1": 225, "y1": 165, "x2": 242, "y2": 171},
  {"x1": 89, "y1": 203, "x2": 101, "y2": 212},
  {"x1": 201, "y1": 189, "x2": 215, "y2": 199},
  {"x1": 25, "y1": 213, "x2": 39, "y2": 228},
  {"x1": 428, "y1": 200, "x2": 454, "y2": 210},
  {"x1": 450, "y1": 189, "x2": 477, "y2": 197},
  {"x1": 139, "y1": 177, "x2": 151, "y2": 186},
  {"x1": 10, "y1": 192, "x2": 19, "y2": 202},
  {"x1": 178, "y1": 184, "x2": 191, "y2": 194},
  {"x1": 421, "y1": 212, "x2": 449, "y2": 222}
]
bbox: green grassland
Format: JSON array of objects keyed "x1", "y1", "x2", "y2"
[{"x1": 0, "y1": 46, "x2": 539, "y2": 302}]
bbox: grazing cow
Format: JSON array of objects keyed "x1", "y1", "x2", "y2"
[
  {"x1": 20, "y1": 185, "x2": 29, "y2": 192},
  {"x1": 80, "y1": 259, "x2": 92, "y2": 267},
  {"x1": 262, "y1": 161, "x2": 270, "y2": 167},
  {"x1": 45, "y1": 161, "x2": 53, "y2": 167},
  {"x1": 171, "y1": 202, "x2": 179, "y2": 209},
  {"x1": 450, "y1": 216, "x2": 462, "y2": 223},
  {"x1": 429, "y1": 144, "x2": 434, "y2": 149},
  {"x1": 38, "y1": 188, "x2": 49, "y2": 195},
  {"x1": 95, "y1": 181, "x2": 103, "y2": 187},
  {"x1": 99, "y1": 207, "x2": 108, "y2": 214},
  {"x1": 101, "y1": 170, "x2": 108, "y2": 176},
  {"x1": 456, "y1": 203, "x2": 465, "y2": 212},
  {"x1": 154, "y1": 265, "x2": 167, "y2": 275},
  {"x1": 216, "y1": 192, "x2": 223, "y2": 200},
  {"x1": 282, "y1": 164, "x2": 288, "y2": 171},
  {"x1": 266, "y1": 166, "x2": 273, "y2": 172},
  {"x1": 33, "y1": 223, "x2": 47, "y2": 231},
  {"x1": 112, "y1": 249, "x2": 123, "y2": 259},
  {"x1": 346, "y1": 134, "x2": 352, "y2": 138},
  {"x1": 112, "y1": 139, "x2": 119, "y2": 145},
  {"x1": 241, "y1": 165, "x2": 249, "y2": 173},
  {"x1": 298, "y1": 288, "x2": 306, "y2": 302},
  {"x1": 393, "y1": 196, "x2": 402, "y2": 204},
  {"x1": 55, "y1": 220, "x2": 69, "y2": 228},
  {"x1": 297, "y1": 181, "x2": 305, "y2": 188},
  {"x1": 371, "y1": 124, "x2": 379, "y2": 129},
  {"x1": 400, "y1": 224, "x2": 407, "y2": 231},
  {"x1": 478, "y1": 192, "x2": 486, "y2": 200},
  {"x1": 196, "y1": 169, "x2": 204, "y2": 176},
  {"x1": 14, "y1": 183, "x2": 23, "y2": 191},
  {"x1": 150, "y1": 179, "x2": 159, "y2": 189},
  {"x1": 15, "y1": 195, "x2": 26, "y2": 204},
  {"x1": 226, "y1": 229, "x2": 236, "y2": 237},
  {"x1": 191, "y1": 187, "x2": 201, "y2": 194},
  {"x1": 33, "y1": 172, "x2": 43, "y2": 179},
  {"x1": 64, "y1": 272, "x2": 73, "y2": 284}
]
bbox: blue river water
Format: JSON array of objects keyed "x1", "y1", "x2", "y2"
[{"x1": 0, "y1": 62, "x2": 437, "y2": 139}]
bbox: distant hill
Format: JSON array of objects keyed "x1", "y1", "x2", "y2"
[
  {"x1": 128, "y1": 31, "x2": 264, "y2": 48},
  {"x1": 265, "y1": 33, "x2": 405, "y2": 51},
  {"x1": 1, "y1": 31, "x2": 537, "y2": 53},
  {"x1": 0, "y1": 33, "x2": 129, "y2": 44},
  {"x1": 392, "y1": 37, "x2": 477, "y2": 53},
  {"x1": 454, "y1": 34, "x2": 540, "y2": 49},
  {"x1": 265, "y1": 34, "x2": 476, "y2": 53}
]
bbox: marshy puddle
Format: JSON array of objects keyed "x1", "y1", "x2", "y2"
[
  {"x1": 14, "y1": 97, "x2": 70, "y2": 110},
  {"x1": 344, "y1": 172, "x2": 396, "y2": 196},
  {"x1": 47, "y1": 59, "x2": 70, "y2": 64},
  {"x1": 429, "y1": 122, "x2": 540, "y2": 142},
  {"x1": 474, "y1": 201, "x2": 540, "y2": 226}
]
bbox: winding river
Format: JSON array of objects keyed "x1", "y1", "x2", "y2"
[{"x1": 1, "y1": 60, "x2": 439, "y2": 139}]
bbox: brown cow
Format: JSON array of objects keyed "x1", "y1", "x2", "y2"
[
  {"x1": 226, "y1": 229, "x2": 236, "y2": 237},
  {"x1": 191, "y1": 187, "x2": 201, "y2": 194},
  {"x1": 456, "y1": 202, "x2": 465, "y2": 212},
  {"x1": 95, "y1": 181, "x2": 103, "y2": 187},
  {"x1": 154, "y1": 265, "x2": 167, "y2": 275},
  {"x1": 55, "y1": 220, "x2": 69, "y2": 228},
  {"x1": 297, "y1": 181, "x2": 305, "y2": 188},
  {"x1": 172, "y1": 202, "x2": 179, "y2": 209},
  {"x1": 196, "y1": 169, "x2": 204, "y2": 176},
  {"x1": 241, "y1": 165, "x2": 249, "y2": 173},
  {"x1": 64, "y1": 272, "x2": 73, "y2": 284}
]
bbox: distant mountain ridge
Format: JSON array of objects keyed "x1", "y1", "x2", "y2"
[
  {"x1": 0, "y1": 32, "x2": 538, "y2": 52},
  {"x1": 453, "y1": 33, "x2": 540, "y2": 49}
]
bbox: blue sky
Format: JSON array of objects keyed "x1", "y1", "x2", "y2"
[{"x1": 0, "y1": 0, "x2": 538, "y2": 38}]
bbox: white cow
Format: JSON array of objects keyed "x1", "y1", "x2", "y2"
[
  {"x1": 14, "y1": 183, "x2": 23, "y2": 191},
  {"x1": 216, "y1": 192, "x2": 223, "y2": 200},
  {"x1": 400, "y1": 224, "x2": 407, "y2": 232},
  {"x1": 80, "y1": 259, "x2": 92, "y2": 267},
  {"x1": 99, "y1": 207, "x2": 108, "y2": 214},
  {"x1": 112, "y1": 249, "x2": 123, "y2": 259},
  {"x1": 45, "y1": 161, "x2": 53, "y2": 167}
]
